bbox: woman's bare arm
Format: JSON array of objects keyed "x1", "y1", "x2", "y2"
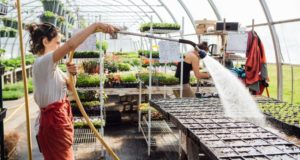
[
  {"x1": 53, "y1": 22, "x2": 117, "y2": 63},
  {"x1": 191, "y1": 54, "x2": 210, "y2": 79}
]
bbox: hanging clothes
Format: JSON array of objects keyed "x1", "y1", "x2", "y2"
[{"x1": 245, "y1": 31, "x2": 269, "y2": 95}]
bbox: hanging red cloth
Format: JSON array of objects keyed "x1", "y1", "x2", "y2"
[
  {"x1": 38, "y1": 98, "x2": 74, "y2": 160},
  {"x1": 245, "y1": 31, "x2": 269, "y2": 95}
]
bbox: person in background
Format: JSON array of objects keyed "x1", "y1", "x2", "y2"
[
  {"x1": 225, "y1": 52, "x2": 234, "y2": 69},
  {"x1": 174, "y1": 42, "x2": 211, "y2": 97},
  {"x1": 27, "y1": 22, "x2": 118, "y2": 160}
]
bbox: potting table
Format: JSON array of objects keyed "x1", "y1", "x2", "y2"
[{"x1": 150, "y1": 98, "x2": 300, "y2": 160}]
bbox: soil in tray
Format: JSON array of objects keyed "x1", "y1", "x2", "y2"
[
  {"x1": 247, "y1": 127, "x2": 267, "y2": 133},
  {"x1": 210, "y1": 128, "x2": 231, "y2": 134},
  {"x1": 204, "y1": 140, "x2": 227, "y2": 147},
  {"x1": 267, "y1": 155, "x2": 295, "y2": 160},
  {"x1": 244, "y1": 139, "x2": 269, "y2": 146},
  {"x1": 235, "y1": 122, "x2": 256, "y2": 128},
  {"x1": 184, "y1": 123, "x2": 203, "y2": 129},
  {"x1": 217, "y1": 133, "x2": 241, "y2": 140},
  {"x1": 290, "y1": 153, "x2": 300, "y2": 159},
  {"x1": 237, "y1": 133, "x2": 260, "y2": 139},
  {"x1": 255, "y1": 146, "x2": 283, "y2": 155},
  {"x1": 264, "y1": 138, "x2": 290, "y2": 145},
  {"x1": 232, "y1": 146, "x2": 262, "y2": 156},
  {"x1": 195, "y1": 119, "x2": 214, "y2": 124},
  {"x1": 228, "y1": 128, "x2": 251, "y2": 133},
  {"x1": 254, "y1": 132, "x2": 277, "y2": 138},
  {"x1": 197, "y1": 134, "x2": 219, "y2": 141},
  {"x1": 213, "y1": 147, "x2": 239, "y2": 157},
  {"x1": 201, "y1": 123, "x2": 220, "y2": 128},
  {"x1": 212, "y1": 118, "x2": 232, "y2": 123},
  {"x1": 220, "y1": 158, "x2": 244, "y2": 160},
  {"x1": 178, "y1": 118, "x2": 196, "y2": 123},
  {"x1": 242, "y1": 156, "x2": 270, "y2": 160},
  {"x1": 224, "y1": 140, "x2": 248, "y2": 147},
  {"x1": 191, "y1": 129, "x2": 211, "y2": 134},
  {"x1": 219, "y1": 123, "x2": 239, "y2": 128},
  {"x1": 276, "y1": 144, "x2": 300, "y2": 153}
]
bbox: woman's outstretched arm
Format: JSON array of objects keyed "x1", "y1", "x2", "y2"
[{"x1": 53, "y1": 22, "x2": 118, "y2": 62}]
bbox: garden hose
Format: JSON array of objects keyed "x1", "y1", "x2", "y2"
[
  {"x1": 68, "y1": 50, "x2": 120, "y2": 160},
  {"x1": 16, "y1": 0, "x2": 33, "y2": 159}
]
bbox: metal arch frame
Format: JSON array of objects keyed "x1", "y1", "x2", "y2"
[
  {"x1": 3, "y1": 2, "x2": 41, "y2": 58},
  {"x1": 140, "y1": 0, "x2": 163, "y2": 22},
  {"x1": 176, "y1": 0, "x2": 196, "y2": 31},
  {"x1": 73, "y1": 0, "x2": 146, "y2": 23},
  {"x1": 73, "y1": 0, "x2": 150, "y2": 49},
  {"x1": 259, "y1": 0, "x2": 283, "y2": 100},
  {"x1": 207, "y1": 0, "x2": 222, "y2": 20},
  {"x1": 94, "y1": 0, "x2": 151, "y2": 49},
  {"x1": 126, "y1": 0, "x2": 163, "y2": 45},
  {"x1": 158, "y1": 0, "x2": 178, "y2": 24}
]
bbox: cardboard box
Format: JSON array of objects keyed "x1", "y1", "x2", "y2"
[{"x1": 195, "y1": 19, "x2": 216, "y2": 34}]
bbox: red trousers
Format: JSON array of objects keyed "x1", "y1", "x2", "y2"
[{"x1": 38, "y1": 99, "x2": 74, "y2": 160}]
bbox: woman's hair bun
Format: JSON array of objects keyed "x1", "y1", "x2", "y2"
[{"x1": 26, "y1": 23, "x2": 38, "y2": 35}]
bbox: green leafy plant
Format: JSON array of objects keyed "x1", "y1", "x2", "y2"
[
  {"x1": 0, "y1": 27, "x2": 17, "y2": 37},
  {"x1": 73, "y1": 51, "x2": 100, "y2": 58},
  {"x1": 120, "y1": 72, "x2": 137, "y2": 83},
  {"x1": 76, "y1": 74, "x2": 100, "y2": 87},
  {"x1": 117, "y1": 63, "x2": 131, "y2": 71},
  {"x1": 140, "y1": 23, "x2": 181, "y2": 32},
  {"x1": 3, "y1": 79, "x2": 34, "y2": 100},
  {"x1": 82, "y1": 60, "x2": 99, "y2": 74}
]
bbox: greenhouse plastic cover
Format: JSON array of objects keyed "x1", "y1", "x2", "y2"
[{"x1": 1, "y1": 0, "x2": 300, "y2": 65}]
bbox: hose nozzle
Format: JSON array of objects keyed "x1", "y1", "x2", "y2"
[{"x1": 199, "y1": 50, "x2": 207, "y2": 59}]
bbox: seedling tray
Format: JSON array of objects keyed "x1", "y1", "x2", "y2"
[{"x1": 150, "y1": 98, "x2": 300, "y2": 160}]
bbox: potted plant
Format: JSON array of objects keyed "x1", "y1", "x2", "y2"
[
  {"x1": 60, "y1": 21, "x2": 67, "y2": 34},
  {"x1": 57, "y1": 2, "x2": 64, "y2": 16},
  {"x1": 56, "y1": 16, "x2": 65, "y2": 28},
  {"x1": 1, "y1": 18, "x2": 18, "y2": 29},
  {"x1": 41, "y1": 0, "x2": 60, "y2": 13},
  {"x1": 0, "y1": 27, "x2": 7, "y2": 37},
  {"x1": 7, "y1": 27, "x2": 17, "y2": 38},
  {"x1": 40, "y1": 11, "x2": 57, "y2": 26},
  {"x1": 0, "y1": 0, "x2": 8, "y2": 15}
]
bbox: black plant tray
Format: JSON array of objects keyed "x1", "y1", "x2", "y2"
[
  {"x1": 150, "y1": 98, "x2": 300, "y2": 160},
  {"x1": 255, "y1": 96, "x2": 300, "y2": 138},
  {"x1": 195, "y1": 92, "x2": 219, "y2": 98},
  {"x1": 104, "y1": 82, "x2": 145, "y2": 88},
  {"x1": 266, "y1": 115, "x2": 300, "y2": 139},
  {"x1": 0, "y1": 108, "x2": 7, "y2": 121},
  {"x1": 72, "y1": 107, "x2": 101, "y2": 117}
]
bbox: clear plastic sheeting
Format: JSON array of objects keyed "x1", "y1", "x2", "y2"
[{"x1": 0, "y1": 0, "x2": 299, "y2": 64}]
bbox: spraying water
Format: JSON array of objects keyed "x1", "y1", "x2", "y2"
[{"x1": 202, "y1": 56, "x2": 266, "y2": 125}]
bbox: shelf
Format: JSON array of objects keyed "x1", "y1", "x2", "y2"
[
  {"x1": 142, "y1": 117, "x2": 172, "y2": 133},
  {"x1": 201, "y1": 31, "x2": 228, "y2": 36},
  {"x1": 143, "y1": 29, "x2": 180, "y2": 34}
]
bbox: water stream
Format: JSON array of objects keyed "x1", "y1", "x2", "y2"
[{"x1": 202, "y1": 56, "x2": 266, "y2": 126}]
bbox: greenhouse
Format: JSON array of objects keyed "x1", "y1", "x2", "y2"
[{"x1": 0, "y1": 0, "x2": 300, "y2": 159}]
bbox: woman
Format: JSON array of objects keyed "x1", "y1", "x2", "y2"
[
  {"x1": 27, "y1": 22, "x2": 118, "y2": 160},
  {"x1": 174, "y1": 42, "x2": 211, "y2": 97}
]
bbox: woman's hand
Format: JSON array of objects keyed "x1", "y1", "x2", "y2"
[
  {"x1": 66, "y1": 62, "x2": 77, "y2": 76},
  {"x1": 93, "y1": 22, "x2": 119, "y2": 34}
]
